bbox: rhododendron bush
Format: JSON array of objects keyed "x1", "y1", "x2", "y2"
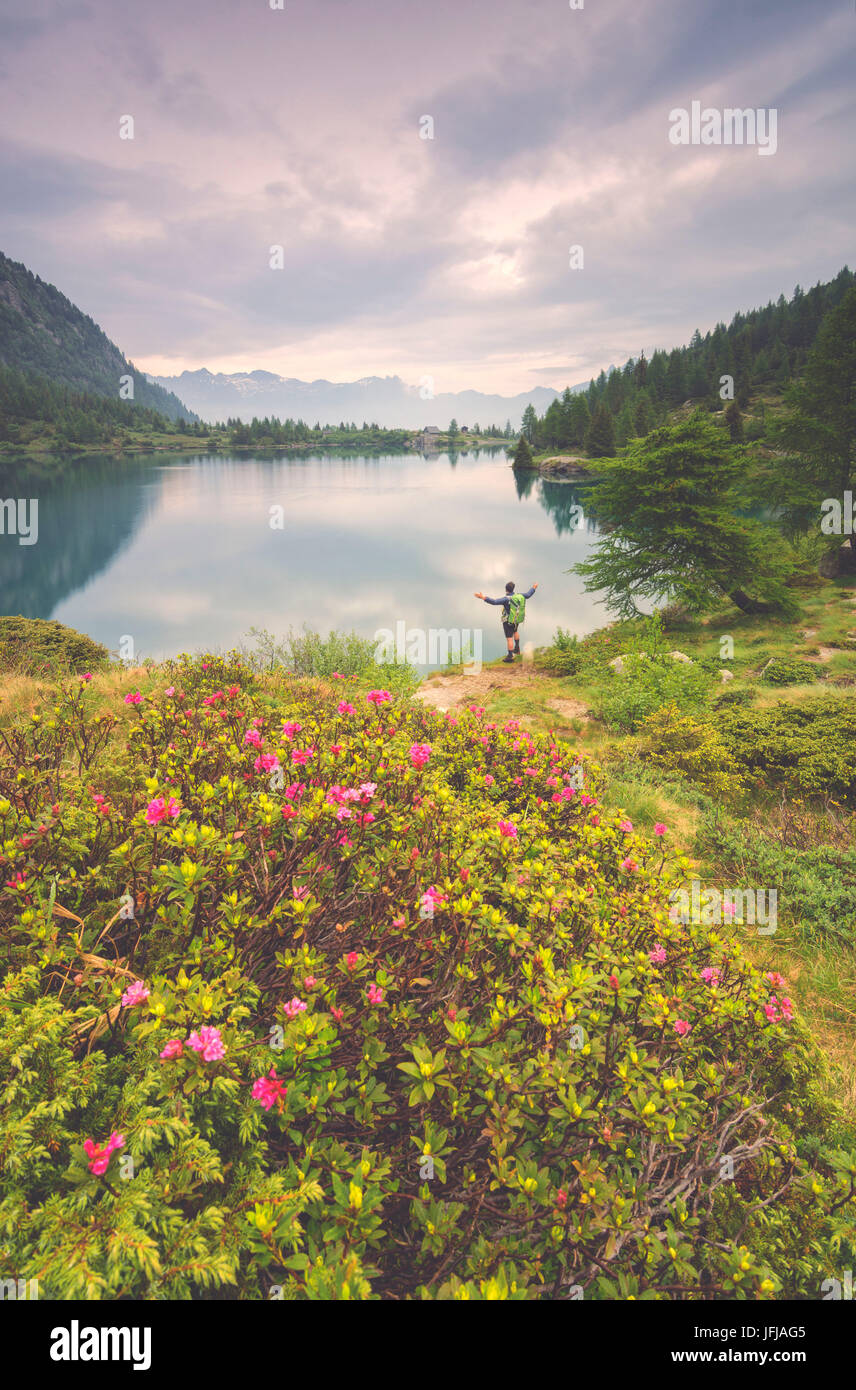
[{"x1": 0, "y1": 655, "x2": 853, "y2": 1300}]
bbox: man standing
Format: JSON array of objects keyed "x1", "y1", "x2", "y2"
[{"x1": 474, "y1": 581, "x2": 538, "y2": 663}]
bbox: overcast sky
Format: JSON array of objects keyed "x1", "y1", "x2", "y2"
[{"x1": 0, "y1": 0, "x2": 853, "y2": 394}]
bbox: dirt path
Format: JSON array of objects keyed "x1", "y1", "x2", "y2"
[
  {"x1": 414, "y1": 659, "x2": 590, "y2": 722},
  {"x1": 414, "y1": 659, "x2": 541, "y2": 711}
]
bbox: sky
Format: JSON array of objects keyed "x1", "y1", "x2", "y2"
[{"x1": 0, "y1": 0, "x2": 854, "y2": 395}]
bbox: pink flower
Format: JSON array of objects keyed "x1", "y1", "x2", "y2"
[
  {"x1": 619, "y1": 819, "x2": 633, "y2": 832},
  {"x1": 124, "y1": 691, "x2": 143, "y2": 705},
  {"x1": 81, "y1": 672, "x2": 93, "y2": 682},
  {"x1": 243, "y1": 729, "x2": 263, "y2": 747},
  {"x1": 186, "y1": 1025, "x2": 225, "y2": 1061},
  {"x1": 700, "y1": 967, "x2": 721, "y2": 987},
  {"x1": 484, "y1": 774, "x2": 495, "y2": 786},
  {"x1": 620, "y1": 857, "x2": 638, "y2": 872},
  {"x1": 291, "y1": 747, "x2": 315, "y2": 766},
  {"x1": 653, "y1": 822, "x2": 666, "y2": 836},
  {"x1": 367, "y1": 983, "x2": 384, "y2": 1006},
  {"x1": 649, "y1": 944, "x2": 667, "y2": 964},
  {"x1": 358, "y1": 781, "x2": 377, "y2": 800},
  {"x1": 330, "y1": 743, "x2": 344, "y2": 755},
  {"x1": 254, "y1": 753, "x2": 280, "y2": 773},
  {"x1": 345, "y1": 951, "x2": 359, "y2": 970},
  {"x1": 580, "y1": 794, "x2": 597, "y2": 807},
  {"x1": 121, "y1": 980, "x2": 150, "y2": 1008},
  {"x1": 337, "y1": 701, "x2": 356, "y2": 716},
  {"x1": 366, "y1": 689, "x2": 392, "y2": 706},
  {"x1": 409, "y1": 743, "x2": 432, "y2": 769},
  {"x1": 674, "y1": 1019, "x2": 691, "y2": 1037},
  {"x1": 164, "y1": 686, "x2": 175, "y2": 697},
  {"x1": 498, "y1": 819, "x2": 518, "y2": 838},
  {"x1": 252, "y1": 1066, "x2": 288, "y2": 1111},
  {"x1": 83, "y1": 1131, "x2": 125, "y2": 1176},
  {"x1": 765, "y1": 971, "x2": 785, "y2": 988},
  {"x1": 159, "y1": 1039, "x2": 183, "y2": 1060},
  {"x1": 331, "y1": 672, "x2": 346, "y2": 680},
  {"x1": 283, "y1": 996, "x2": 307, "y2": 1019},
  {"x1": 303, "y1": 975, "x2": 317, "y2": 989},
  {"x1": 145, "y1": 796, "x2": 181, "y2": 826},
  {"x1": 331, "y1": 1005, "x2": 344, "y2": 1022},
  {"x1": 764, "y1": 994, "x2": 793, "y2": 1024},
  {"x1": 281, "y1": 721, "x2": 303, "y2": 738}
]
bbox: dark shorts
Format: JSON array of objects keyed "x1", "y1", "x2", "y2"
[{"x1": 503, "y1": 621, "x2": 519, "y2": 639}]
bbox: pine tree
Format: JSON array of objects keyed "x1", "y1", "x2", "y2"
[
  {"x1": 512, "y1": 434, "x2": 535, "y2": 469},
  {"x1": 585, "y1": 402, "x2": 615, "y2": 458},
  {"x1": 574, "y1": 411, "x2": 797, "y2": 618}
]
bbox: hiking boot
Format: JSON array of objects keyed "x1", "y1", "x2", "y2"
[{"x1": 502, "y1": 653, "x2": 515, "y2": 664}]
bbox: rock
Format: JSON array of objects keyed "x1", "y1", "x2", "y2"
[
  {"x1": 718, "y1": 669, "x2": 734, "y2": 682},
  {"x1": 669, "y1": 650, "x2": 693, "y2": 664},
  {"x1": 820, "y1": 543, "x2": 856, "y2": 578},
  {"x1": 608, "y1": 656, "x2": 626, "y2": 674}
]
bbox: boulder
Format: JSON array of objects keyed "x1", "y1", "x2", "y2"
[
  {"x1": 608, "y1": 656, "x2": 626, "y2": 674},
  {"x1": 669, "y1": 650, "x2": 693, "y2": 664},
  {"x1": 718, "y1": 669, "x2": 734, "y2": 683}
]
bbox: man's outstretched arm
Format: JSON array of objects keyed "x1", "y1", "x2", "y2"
[
  {"x1": 473, "y1": 591, "x2": 505, "y2": 604},
  {"x1": 522, "y1": 583, "x2": 539, "y2": 599}
]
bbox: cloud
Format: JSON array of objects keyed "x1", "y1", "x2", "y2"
[{"x1": 0, "y1": 0, "x2": 853, "y2": 393}]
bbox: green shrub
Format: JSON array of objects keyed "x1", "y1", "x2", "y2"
[
  {"x1": 637, "y1": 704, "x2": 745, "y2": 797},
  {"x1": 594, "y1": 655, "x2": 710, "y2": 733},
  {"x1": 761, "y1": 657, "x2": 820, "y2": 686},
  {"x1": 242, "y1": 625, "x2": 418, "y2": 694},
  {"x1": 717, "y1": 694, "x2": 856, "y2": 804},
  {"x1": 0, "y1": 659, "x2": 852, "y2": 1300},
  {"x1": 0, "y1": 617, "x2": 108, "y2": 677},
  {"x1": 712, "y1": 684, "x2": 757, "y2": 710},
  {"x1": 696, "y1": 811, "x2": 856, "y2": 947},
  {"x1": 536, "y1": 628, "x2": 583, "y2": 675}
]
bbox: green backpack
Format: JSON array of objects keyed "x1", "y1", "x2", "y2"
[{"x1": 507, "y1": 593, "x2": 526, "y2": 625}]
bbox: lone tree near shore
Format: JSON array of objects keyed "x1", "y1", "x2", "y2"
[
  {"x1": 511, "y1": 434, "x2": 535, "y2": 469},
  {"x1": 573, "y1": 411, "x2": 797, "y2": 619}
]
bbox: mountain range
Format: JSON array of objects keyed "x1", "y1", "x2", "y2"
[{"x1": 149, "y1": 368, "x2": 576, "y2": 430}]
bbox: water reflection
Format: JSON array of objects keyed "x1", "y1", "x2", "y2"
[{"x1": 0, "y1": 449, "x2": 609, "y2": 665}]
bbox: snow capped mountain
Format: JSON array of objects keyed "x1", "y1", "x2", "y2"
[{"x1": 148, "y1": 369, "x2": 573, "y2": 429}]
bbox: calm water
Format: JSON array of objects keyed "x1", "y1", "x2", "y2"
[{"x1": 0, "y1": 449, "x2": 608, "y2": 668}]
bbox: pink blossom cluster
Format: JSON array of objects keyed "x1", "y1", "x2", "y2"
[
  {"x1": 160, "y1": 1025, "x2": 226, "y2": 1063},
  {"x1": 121, "y1": 980, "x2": 150, "y2": 1008},
  {"x1": 764, "y1": 994, "x2": 793, "y2": 1023},
  {"x1": 281, "y1": 721, "x2": 303, "y2": 738},
  {"x1": 409, "y1": 743, "x2": 432, "y2": 769},
  {"x1": 252, "y1": 1067, "x2": 288, "y2": 1111},
  {"x1": 84, "y1": 1131, "x2": 125, "y2": 1176},
  {"x1": 366, "y1": 690, "x2": 392, "y2": 706},
  {"x1": 145, "y1": 796, "x2": 181, "y2": 826}
]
